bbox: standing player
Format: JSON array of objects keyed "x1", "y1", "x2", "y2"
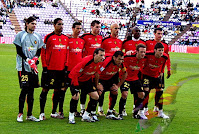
[
  {"x1": 79, "y1": 20, "x2": 102, "y2": 115},
  {"x1": 67, "y1": 22, "x2": 84, "y2": 122},
  {"x1": 98, "y1": 23, "x2": 122, "y2": 116},
  {"x1": 141, "y1": 43, "x2": 169, "y2": 119},
  {"x1": 14, "y1": 16, "x2": 44, "y2": 122},
  {"x1": 68, "y1": 48, "x2": 105, "y2": 124},
  {"x1": 122, "y1": 27, "x2": 146, "y2": 54},
  {"x1": 120, "y1": 27, "x2": 146, "y2": 116},
  {"x1": 39, "y1": 18, "x2": 68, "y2": 120},
  {"x1": 96, "y1": 51, "x2": 127, "y2": 120},
  {"x1": 145, "y1": 27, "x2": 171, "y2": 115},
  {"x1": 119, "y1": 44, "x2": 147, "y2": 120}
]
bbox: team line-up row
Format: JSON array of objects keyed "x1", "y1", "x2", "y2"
[{"x1": 14, "y1": 16, "x2": 171, "y2": 124}]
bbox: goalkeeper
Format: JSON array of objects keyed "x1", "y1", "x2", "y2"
[{"x1": 13, "y1": 16, "x2": 44, "y2": 122}]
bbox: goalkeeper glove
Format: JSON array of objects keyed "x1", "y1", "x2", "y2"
[{"x1": 26, "y1": 58, "x2": 38, "y2": 74}]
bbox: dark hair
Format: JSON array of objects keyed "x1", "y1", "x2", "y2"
[
  {"x1": 25, "y1": 16, "x2": 36, "y2": 31},
  {"x1": 154, "y1": 28, "x2": 163, "y2": 33},
  {"x1": 91, "y1": 20, "x2": 100, "y2": 27},
  {"x1": 93, "y1": 48, "x2": 105, "y2": 55},
  {"x1": 113, "y1": 51, "x2": 124, "y2": 57},
  {"x1": 136, "y1": 44, "x2": 146, "y2": 51},
  {"x1": 53, "y1": 18, "x2": 63, "y2": 25},
  {"x1": 72, "y1": 22, "x2": 82, "y2": 28},
  {"x1": 154, "y1": 43, "x2": 164, "y2": 50}
]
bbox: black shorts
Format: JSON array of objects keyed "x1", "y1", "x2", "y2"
[
  {"x1": 142, "y1": 74, "x2": 164, "y2": 89},
  {"x1": 41, "y1": 70, "x2": 65, "y2": 89},
  {"x1": 120, "y1": 80, "x2": 143, "y2": 94},
  {"x1": 70, "y1": 79, "x2": 96, "y2": 96},
  {"x1": 18, "y1": 71, "x2": 39, "y2": 89},
  {"x1": 99, "y1": 74, "x2": 119, "y2": 92}
]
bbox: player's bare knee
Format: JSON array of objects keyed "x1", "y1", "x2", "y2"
[
  {"x1": 144, "y1": 87, "x2": 149, "y2": 91},
  {"x1": 156, "y1": 88, "x2": 163, "y2": 92},
  {"x1": 90, "y1": 92, "x2": 99, "y2": 100},
  {"x1": 122, "y1": 91, "x2": 128, "y2": 99},
  {"x1": 72, "y1": 94, "x2": 79, "y2": 100},
  {"x1": 61, "y1": 87, "x2": 66, "y2": 91},
  {"x1": 138, "y1": 92, "x2": 145, "y2": 99}
]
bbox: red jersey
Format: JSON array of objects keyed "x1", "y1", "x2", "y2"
[
  {"x1": 69, "y1": 55, "x2": 102, "y2": 86},
  {"x1": 141, "y1": 52, "x2": 168, "y2": 78},
  {"x1": 145, "y1": 40, "x2": 171, "y2": 71},
  {"x1": 41, "y1": 32, "x2": 68, "y2": 70},
  {"x1": 67, "y1": 37, "x2": 84, "y2": 71},
  {"x1": 98, "y1": 56, "x2": 126, "y2": 80},
  {"x1": 80, "y1": 33, "x2": 102, "y2": 57},
  {"x1": 124, "y1": 54, "x2": 146, "y2": 81},
  {"x1": 101, "y1": 35, "x2": 122, "y2": 54},
  {"x1": 122, "y1": 37, "x2": 146, "y2": 53}
]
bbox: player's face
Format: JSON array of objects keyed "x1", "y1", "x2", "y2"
[
  {"x1": 137, "y1": 47, "x2": 146, "y2": 59},
  {"x1": 154, "y1": 30, "x2": 163, "y2": 41},
  {"x1": 111, "y1": 25, "x2": 119, "y2": 36},
  {"x1": 54, "y1": 20, "x2": 64, "y2": 33},
  {"x1": 154, "y1": 48, "x2": 164, "y2": 58},
  {"x1": 94, "y1": 50, "x2": 105, "y2": 62},
  {"x1": 133, "y1": 28, "x2": 140, "y2": 39},
  {"x1": 73, "y1": 25, "x2": 82, "y2": 36},
  {"x1": 91, "y1": 23, "x2": 101, "y2": 35},
  {"x1": 113, "y1": 55, "x2": 124, "y2": 67},
  {"x1": 27, "y1": 20, "x2": 36, "y2": 32}
]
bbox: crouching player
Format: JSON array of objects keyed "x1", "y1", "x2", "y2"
[
  {"x1": 96, "y1": 51, "x2": 127, "y2": 120},
  {"x1": 68, "y1": 48, "x2": 105, "y2": 124}
]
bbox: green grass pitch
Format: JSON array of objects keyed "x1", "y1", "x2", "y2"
[{"x1": 0, "y1": 44, "x2": 199, "y2": 134}]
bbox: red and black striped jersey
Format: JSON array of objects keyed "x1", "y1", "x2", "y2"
[
  {"x1": 67, "y1": 37, "x2": 84, "y2": 71},
  {"x1": 80, "y1": 33, "x2": 102, "y2": 57},
  {"x1": 141, "y1": 51, "x2": 168, "y2": 78},
  {"x1": 101, "y1": 35, "x2": 122, "y2": 54},
  {"x1": 41, "y1": 32, "x2": 68, "y2": 70}
]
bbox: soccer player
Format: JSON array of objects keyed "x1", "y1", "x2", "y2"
[
  {"x1": 145, "y1": 27, "x2": 171, "y2": 115},
  {"x1": 14, "y1": 16, "x2": 44, "y2": 122},
  {"x1": 122, "y1": 27, "x2": 146, "y2": 54},
  {"x1": 121, "y1": 27, "x2": 146, "y2": 116},
  {"x1": 79, "y1": 20, "x2": 102, "y2": 115},
  {"x1": 39, "y1": 18, "x2": 68, "y2": 120},
  {"x1": 68, "y1": 48, "x2": 105, "y2": 123},
  {"x1": 141, "y1": 43, "x2": 169, "y2": 119},
  {"x1": 96, "y1": 51, "x2": 127, "y2": 120},
  {"x1": 98, "y1": 23, "x2": 122, "y2": 116},
  {"x1": 119, "y1": 44, "x2": 147, "y2": 120},
  {"x1": 67, "y1": 22, "x2": 85, "y2": 122}
]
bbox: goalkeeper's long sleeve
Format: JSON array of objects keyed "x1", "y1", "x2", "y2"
[{"x1": 15, "y1": 44, "x2": 27, "y2": 60}]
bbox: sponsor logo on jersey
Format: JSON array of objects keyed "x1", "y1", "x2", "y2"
[
  {"x1": 53, "y1": 44, "x2": 66, "y2": 49},
  {"x1": 108, "y1": 41, "x2": 112, "y2": 43},
  {"x1": 106, "y1": 71, "x2": 117, "y2": 75},
  {"x1": 59, "y1": 38, "x2": 61, "y2": 42},
  {"x1": 91, "y1": 43, "x2": 101, "y2": 48},
  {"x1": 114, "y1": 41, "x2": 117, "y2": 44},
  {"x1": 76, "y1": 41, "x2": 78, "y2": 44},
  {"x1": 71, "y1": 47, "x2": 82, "y2": 52},
  {"x1": 52, "y1": 38, "x2": 56, "y2": 40},
  {"x1": 95, "y1": 38, "x2": 97, "y2": 41},
  {"x1": 129, "y1": 65, "x2": 140, "y2": 70},
  {"x1": 110, "y1": 46, "x2": 120, "y2": 52},
  {"x1": 69, "y1": 41, "x2": 73, "y2": 43},
  {"x1": 149, "y1": 63, "x2": 159, "y2": 68},
  {"x1": 85, "y1": 71, "x2": 95, "y2": 75},
  {"x1": 27, "y1": 46, "x2": 35, "y2": 51}
]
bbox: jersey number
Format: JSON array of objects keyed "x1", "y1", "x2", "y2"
[
  {"x1": 21, "y1": 75, "x2": 28, "y2": 82},
  {"x1": 50, "y1": 79, "x2": 55, "y2": 85}
]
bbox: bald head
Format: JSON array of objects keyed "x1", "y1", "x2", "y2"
[{"x1": 110, "y1": 23, "x2": 119, "y2": 37}]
